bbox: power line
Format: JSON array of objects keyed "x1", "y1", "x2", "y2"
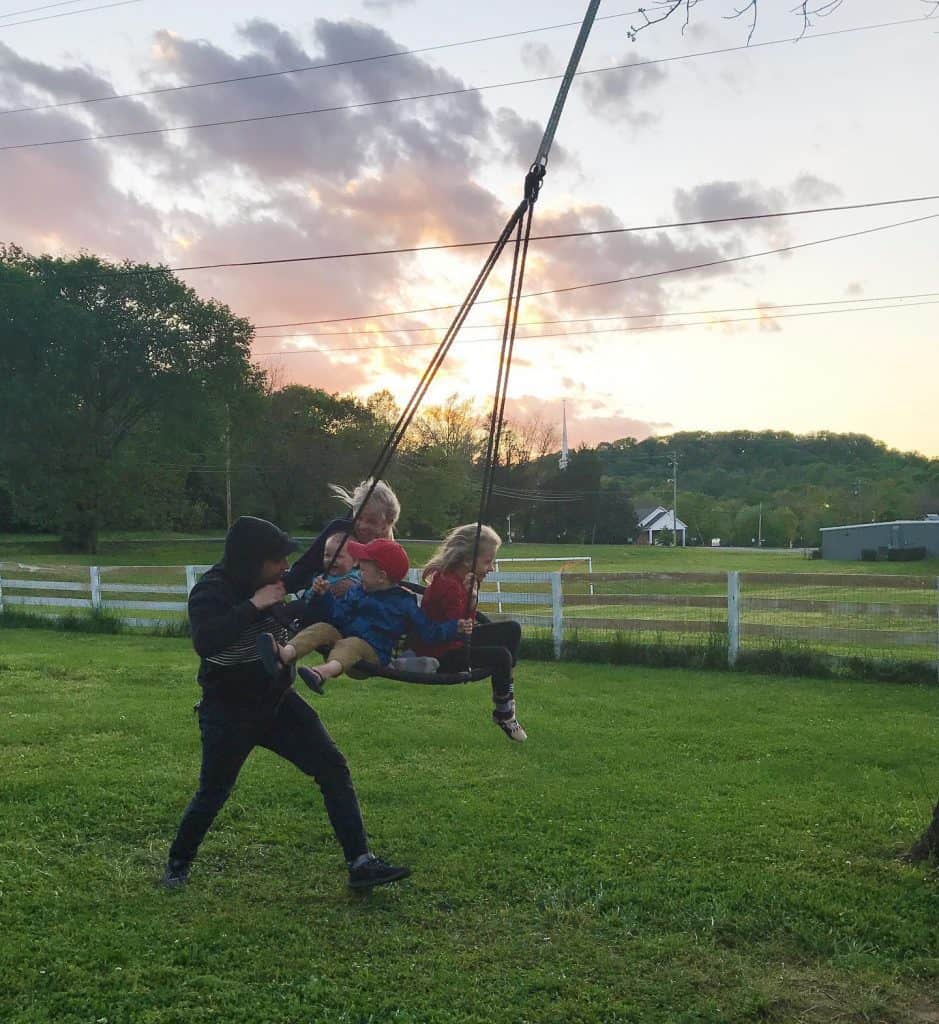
[
  {"x1": 252, "y1": 297, "x2": 939, "y2": 358},
  {"x1": 254, "y1": 290, "x2": 939, "y2": 339},
  {"x1": 0, "y1": 0, "x2": 91, "y2": 19},
  {"x1": 76, "y1": 195, "x2": 939, "y2": 278},
  {"x1": 0, "y1": 15, "x2": 926, "y2": 151},
  {"x1": 0, "y1": 0, "x2": 143, "y2": 30},
  {"x1": 8, "y1": 193, "x2": 935, "y2": 283},
  {"x1": 249, "y1": 212, "x2": 939, "y2": 329},
  {"x1": 0, "y1": 8, "x2": 641, "y2": 115}
]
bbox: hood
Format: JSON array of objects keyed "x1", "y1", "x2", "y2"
[{"x1": 221, "y1": 516, "x2": 298, "y2": 589}]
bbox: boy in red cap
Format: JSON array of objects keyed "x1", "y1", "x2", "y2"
[{"x1": 258, "y1": 538, "x2": 473, "y2": 689}]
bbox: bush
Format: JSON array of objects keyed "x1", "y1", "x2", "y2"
[
  {"x1": 809, "y1": 548, "x2": 822, "y2": 559},
  {"x1": 860, "y1": 548, "x2": 877, "y2": 562},
  {"x1": 886, "y1": 546, "x2": 927, "y2": 562}
]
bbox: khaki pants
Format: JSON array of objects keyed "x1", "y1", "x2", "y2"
[{"x1": 290, "y1": 622, "x2": 380, "y2": 678}]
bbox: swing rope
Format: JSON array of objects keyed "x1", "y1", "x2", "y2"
[{"x1": 319, "y1": 2, "x2": 601, "y2": 683}]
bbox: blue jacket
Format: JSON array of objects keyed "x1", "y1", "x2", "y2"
[{"x1": 304, "y1": 583, "x2": 460, "y2": 665}]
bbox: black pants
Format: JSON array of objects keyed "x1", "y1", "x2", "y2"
[
  {"x1": 168, "y1": 689, "x2": 369, "y2": 866},
  {"x1": 437, "y1": 620, "x2": 521, "y2": 703}
]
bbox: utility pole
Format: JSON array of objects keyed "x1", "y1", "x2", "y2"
[
  {"x1": 224, "y1": 404, "x2": 233, "y2": 528},
  {"x1": 757, "y1": 502, "x2": 763, "y2": 548},
  {"x1": 506, "y1": 513, "x2": 513, "y2": 543},
  {"x1": 667, "y1": 451, "x2": 680, "y2": 547}
]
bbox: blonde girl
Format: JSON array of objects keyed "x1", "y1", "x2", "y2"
[{"x1": 411, "y1": 523, "x2": 526, "y2": 742}]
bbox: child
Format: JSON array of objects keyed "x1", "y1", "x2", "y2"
[
  {"x1": 411, "y1": 524, "x2": 526, "y2": 742},
  {"x1": 319, "y1": 531, "x2": 361, "y2": 594},
  {"x1": 258, "y1": 538, "x2": 472, "y2": 690}
]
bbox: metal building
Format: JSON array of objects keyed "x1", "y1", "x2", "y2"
[{"x1": 820, "y1": 519, "x2": 939, "y2": 560}]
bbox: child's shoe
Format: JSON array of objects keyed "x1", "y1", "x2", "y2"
[
  {"x1": 257, "y1": 632, "x2": 282, "y2": 677},
  {"x1": 492, "y1": 701, "x2": 527, "y2": 742},
  {"x1": 298, "y1": 666, "x2": 325, "y2": 694},
  {"x1": 390, "y1": 653, "x2": 440, "y2": 674}
]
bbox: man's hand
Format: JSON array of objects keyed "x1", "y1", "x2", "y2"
[
  {"x1": 457, "y1": 618, "x2": 475, "y2": 636},
  {"x1": 312, "y1": 576, "x2": 331, "y2": 595},
  {"x1": 251, "y1": 580, "x2": 286, "y2": 610}
]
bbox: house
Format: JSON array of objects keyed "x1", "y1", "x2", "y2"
[
  {"x1": 820, "y1": 518, "x2": 939, "y2": 560},
  {"x1": 635, "y1": 506, "x2": 688, "y2": 546}
]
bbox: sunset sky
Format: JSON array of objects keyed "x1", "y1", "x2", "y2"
[{"x1": 2, "y1": 0, "x2": 937, "y2": 454}]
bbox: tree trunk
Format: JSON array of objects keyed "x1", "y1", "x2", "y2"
[{"x1": 904, "y1": 798, "x2": 939, "y2": 863}]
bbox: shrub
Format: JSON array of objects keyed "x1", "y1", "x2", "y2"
[{"x1": 886, "y1": 546, "x2": 927, "y2": 562}]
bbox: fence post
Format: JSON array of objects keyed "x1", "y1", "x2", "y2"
[
  {"x1": 587, "y1": 556, "x2": 594, "y2": 596},
  {"x1": 0, "y1": 568, "x2": 4, "y2": 614},
  {"x1": 89, "y1": 566, "x2": 102, "y2": 611},
  {"x1": 185, "y1": 565, "x2": 200, "y2": 595},
  {"x1": 495, "y1": 560, "x2": 503, "y2": 614},
  {"x1": 727, "y1": 570, "x2": 740, "y2": 667},
  {"x1": 551, "y1": 571, "x2": 564, "y2": 660}
]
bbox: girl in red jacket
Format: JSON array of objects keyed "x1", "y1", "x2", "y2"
[{"x1": 411, "y1": 524, "x2": 526, "y2": 742}]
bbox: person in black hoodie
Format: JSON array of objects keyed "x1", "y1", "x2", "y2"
[{"x1": 161, "y1": 516, "x2": 410, "y2": 891}]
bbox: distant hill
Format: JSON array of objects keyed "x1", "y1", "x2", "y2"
[{"x1": 506, "y1": 431, "x2": 939, "y2": 547}]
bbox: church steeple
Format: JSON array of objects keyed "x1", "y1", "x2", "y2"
[{"x1": 559, "y1": 400, "x2": 570, "y2": 470}]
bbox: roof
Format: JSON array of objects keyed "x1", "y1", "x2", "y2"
[
  {"x1": 637, "y1": 507, "x2": 688, "y2": 531},
  {"x1": 820, "y1": 520, "x2": 939, "y2": 531}
]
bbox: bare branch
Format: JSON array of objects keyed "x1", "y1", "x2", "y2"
[
  {"x1": 628, "y1": 2, "x2": 686, "y2": 42},
  {"x1": 627, "y1": 0, "x2": 936, "y2": 45},
  {"x1": 725, "y1": 0, "x2": 759, "y2": 45},
  {"x1": 792, "y1": 0, "x2": 846, "y2": 40}
]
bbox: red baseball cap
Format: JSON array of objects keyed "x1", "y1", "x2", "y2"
[{"x1": 346, "y1": 538, "x2": 410, "y2": 583}]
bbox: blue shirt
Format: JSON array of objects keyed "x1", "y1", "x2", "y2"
[{"x1": 304, "y1": 583, "x2": 459, "y2": 665}]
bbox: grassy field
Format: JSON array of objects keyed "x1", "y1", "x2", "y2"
[
  {"x1": 2, "y1": 629, "x2": 938, "y2": 1023},
  {"x1": 3, "y1": 531, "x2": 939, "y2": 576}
]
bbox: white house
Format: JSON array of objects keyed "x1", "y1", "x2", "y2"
[{"x1": 635, "y1": 506, "x2": 688, "y2": 546}]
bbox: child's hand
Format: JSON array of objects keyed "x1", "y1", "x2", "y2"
[
  {"x1": 331, "y1": 577, "x2": 356, "y2": 598},
  {"x1": 457, "y1": 618, "x2": 475, "y2": 636},
  {"x1": 312, "y1": 576, "x2": 330, "y2": 595}
]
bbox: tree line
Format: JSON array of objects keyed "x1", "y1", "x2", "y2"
[{"x1": 2, "y1": 248, "x2": 936, "y2": 551}]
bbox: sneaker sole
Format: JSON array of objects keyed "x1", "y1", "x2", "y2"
[{"x1": 348, "y1": 866, "x2": 412, "y2": 890}]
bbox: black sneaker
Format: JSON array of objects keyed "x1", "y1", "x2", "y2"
[
  {"x1": 257, "y1": 632, "x2": 281, "y2": 677},
  {"x1": 348, "y1": 855, "x2": 411, "y2": 890},
  {"x1": 298, "y1": 666, "x2": 325, "y2": 695},
  {"x1": 160, "y1": 859, "x2": 191, "y2": 890}
]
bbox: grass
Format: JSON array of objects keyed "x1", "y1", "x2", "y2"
[
  {"x1": 2, "y1": 629, "x2": 939, "y2": 1023},
  {"x1": 3, "y1": 531, "x2": 939, "y2": 575}
]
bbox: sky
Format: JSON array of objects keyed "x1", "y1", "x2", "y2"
[{"x1": 1, "y1": 0, "x2": 937, "y2": 455}]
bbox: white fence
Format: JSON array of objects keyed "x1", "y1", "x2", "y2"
[{"x1": 2, "y1": 564, "x2": 937, "y2": 672}]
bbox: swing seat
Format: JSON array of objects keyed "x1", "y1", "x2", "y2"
[{"x1": 313, "y1": 580, "x2": 495, "y2": 686}]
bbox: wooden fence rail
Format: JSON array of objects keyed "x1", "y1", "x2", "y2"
[{"x1": 1, "y1": 565, "x2": 936, "y2": 673}]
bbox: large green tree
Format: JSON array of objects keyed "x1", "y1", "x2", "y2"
[{"x1": 0, "y1": 247, "x2": 261, "y2": 551}]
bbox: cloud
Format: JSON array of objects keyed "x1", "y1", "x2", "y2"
[
  {"x1": 495, "y1": 107, "x2": 570, "y2": 171},
  {"x1": 502, "y1": 395, "x2": 669, "y2": 446},
  {"x1": 363, "y1": 0, "x2": 416, "y2": 9},
  {"x1": 520, "y1": 42, "x2": 555, "y2": 74},
  {"x1": 579, "y1": 55, "x2": 667, "y2": 128}
]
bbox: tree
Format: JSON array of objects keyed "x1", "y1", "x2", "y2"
[
  {"x1": 627, "y1": 1, "x2": 935, "y2": 46},
  {"x1": 0, "y1": 247, "x2": 261, "y2": 551}
]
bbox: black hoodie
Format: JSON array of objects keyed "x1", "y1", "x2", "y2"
[{"x1": 188, "y1": 517, "x2": 296, "y2": 704}]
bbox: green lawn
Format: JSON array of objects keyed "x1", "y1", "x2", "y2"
[
  {"x1": 3, "y1": 531, "x2": 939, "y2": 576},
  {"x1": 2, "y1": 630, "x2": 938, "y2": 1023}
]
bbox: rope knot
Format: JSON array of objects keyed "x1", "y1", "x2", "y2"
[{"x1": 525, "y1": 163, "x2": 546, "y2": 203}]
